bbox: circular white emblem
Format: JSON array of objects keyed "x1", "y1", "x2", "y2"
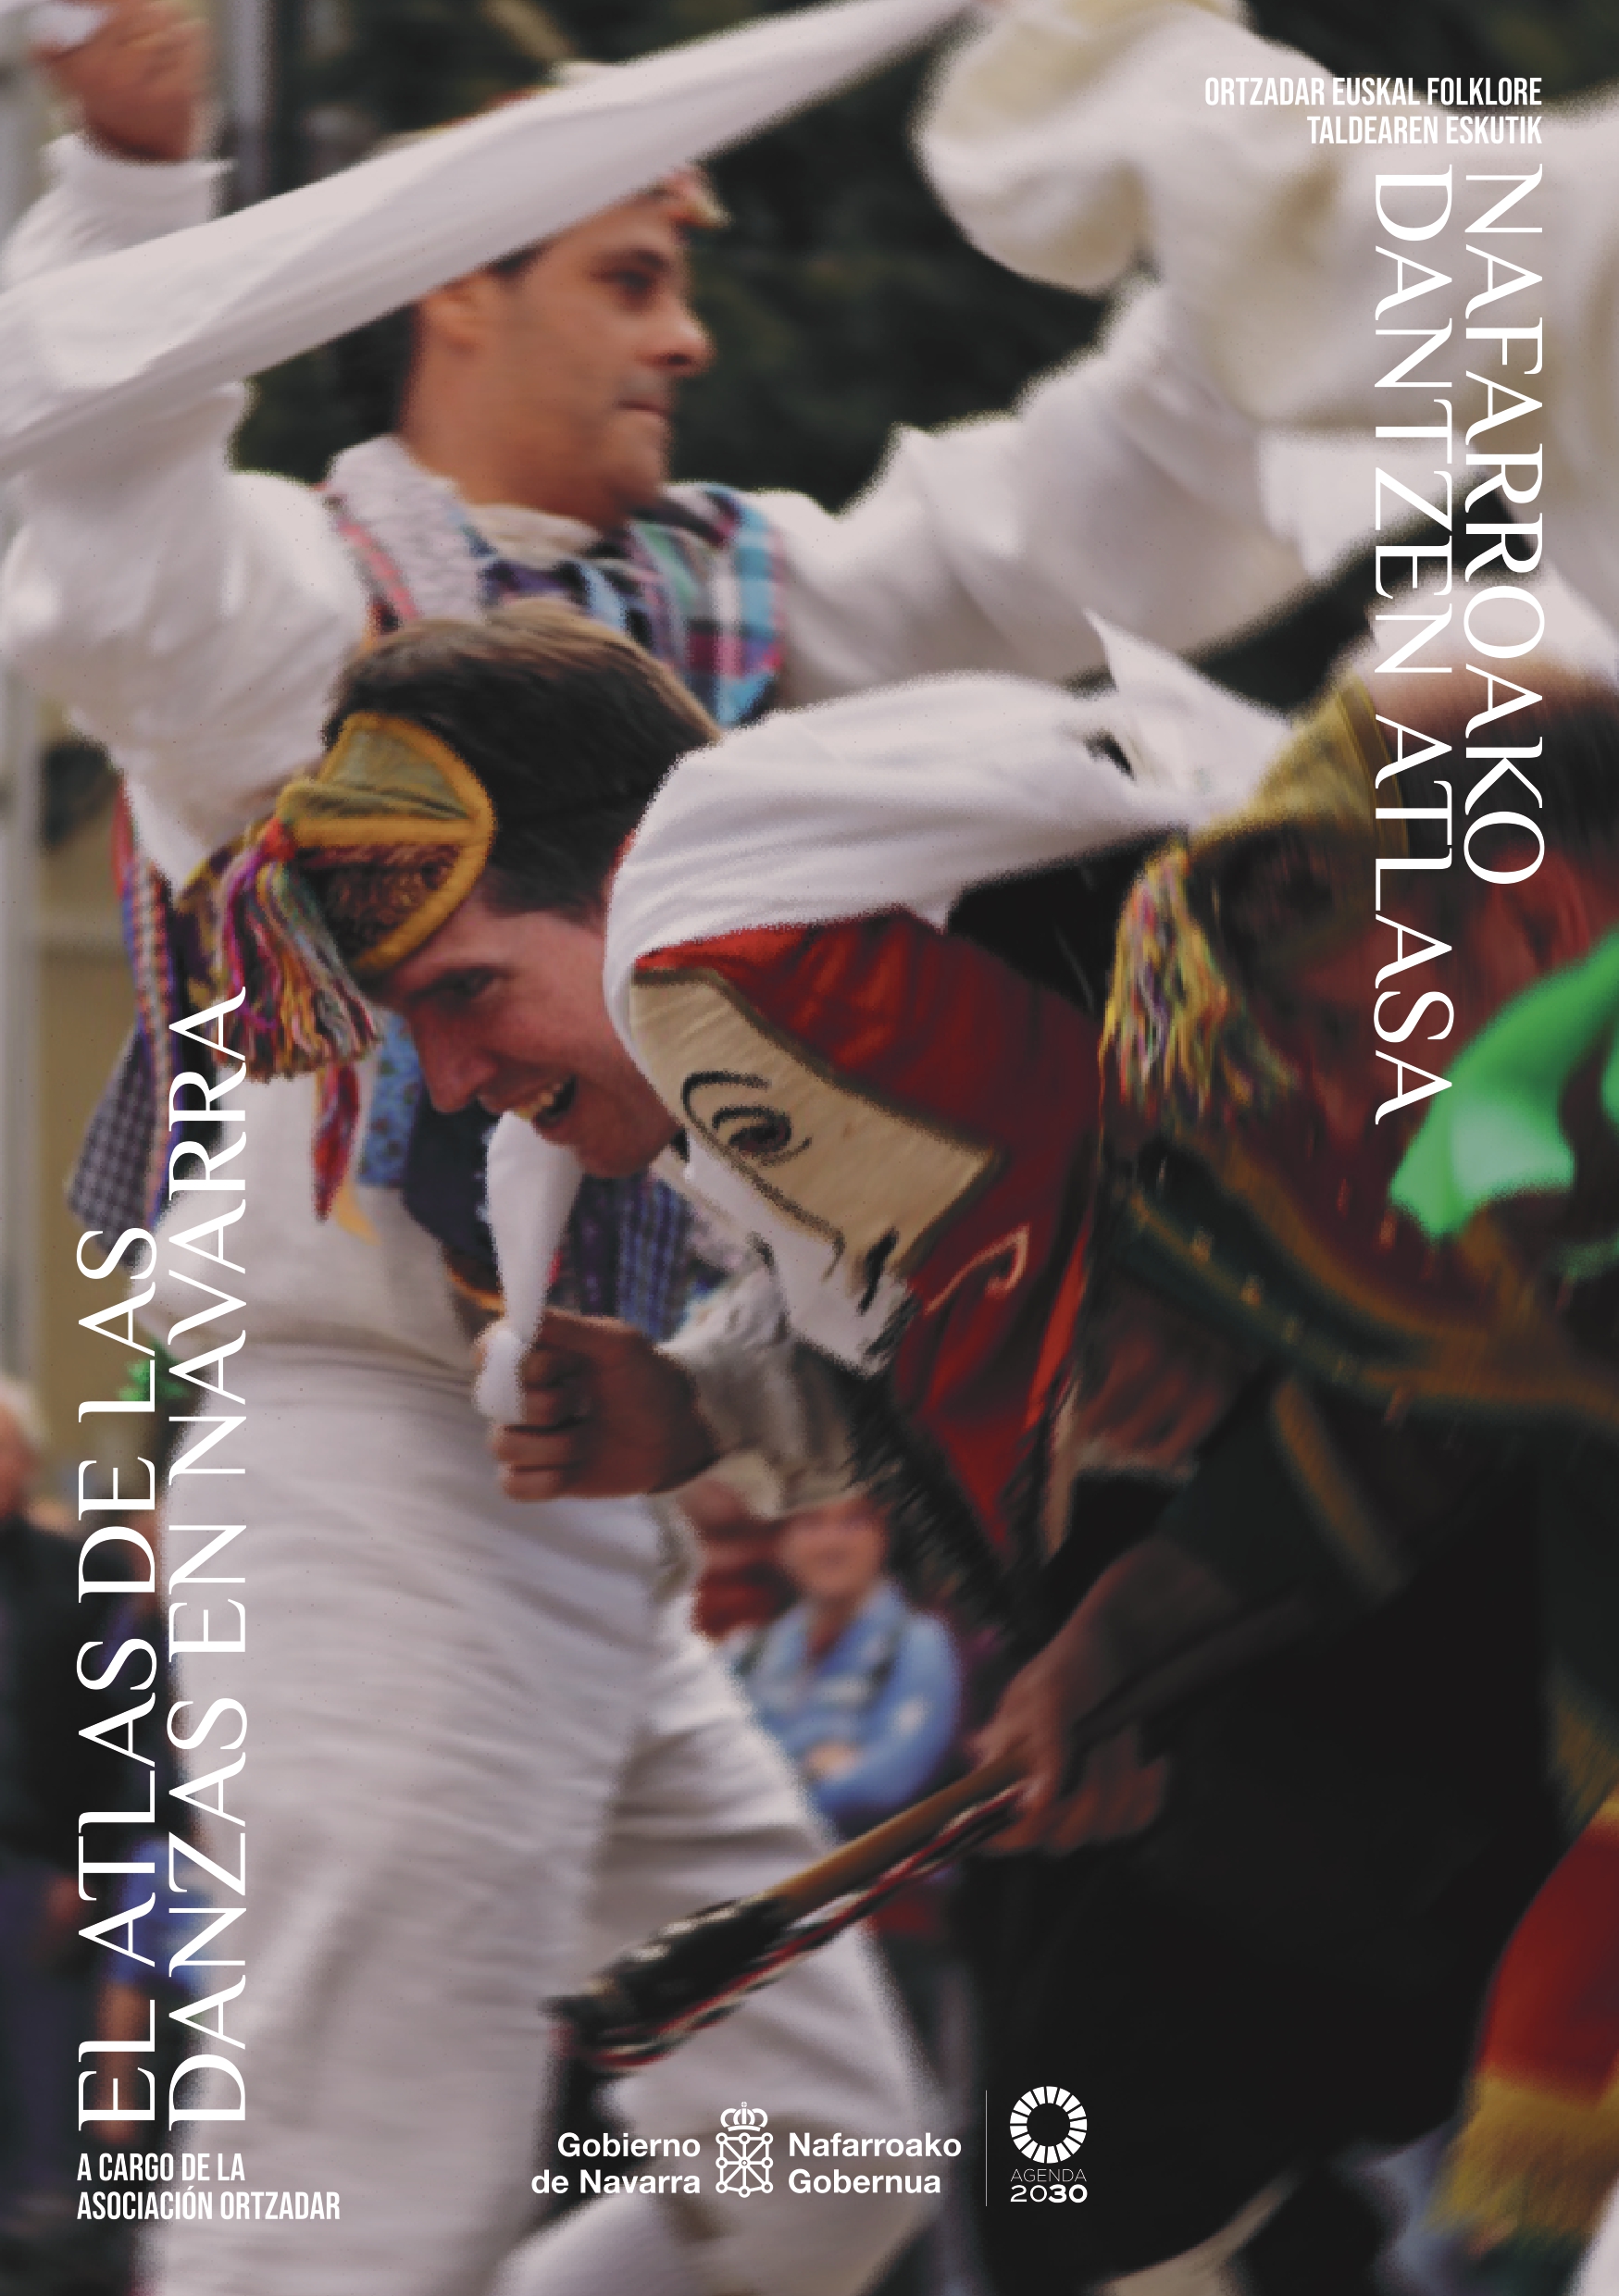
[{"x1": 1009, "y1": 2087, "x2": 1087, "y2": 2163}]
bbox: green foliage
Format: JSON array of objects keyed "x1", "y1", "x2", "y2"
[
  {"x1": 1482, "y1": 0, "x2": 1619, "y2": 97},
  {"x1": 303, "y1": 0, "x2": 553, "y2": 133}
]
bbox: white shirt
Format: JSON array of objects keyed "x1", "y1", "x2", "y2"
[{"x1": 917, "y1": 0, "x2": 1619, "y2": 647}]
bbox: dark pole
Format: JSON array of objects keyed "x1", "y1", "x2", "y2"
[{"x1": 221, "y1": 0, "x2": 274, "y2": 206}]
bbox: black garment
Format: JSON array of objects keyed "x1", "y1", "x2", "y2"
[
  {"x1": 948, "y1": 840, "x2": 1164, "y2": 1025},
  {"x1": 0, "y1": 1519, "x2": 140, "y2": 2249},
  {"x1": 960, "y1": 1473, "x2": 1561, "y2": 2290},
  {"x1": 0, "y1": 1516, "x2": 128, "y2": 1875}
]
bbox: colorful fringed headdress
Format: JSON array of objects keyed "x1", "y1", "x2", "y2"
[
  {"x1": 203, "y1": 709, "x2": 496, "y2": 1086},
  {"x1": 1102, "y1": 678, "x2": 1401, "y2": 1133},
  {"x1": 191, "y1": 710, "x2": 496, "y2": 1215}
]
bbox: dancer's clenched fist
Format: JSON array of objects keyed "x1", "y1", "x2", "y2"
[
  {"x1": 489, "y1": 1309, "x2": 718, "y2": 1503},
  {"x1": 38, "y1": 0, "x2": 209, "y2": 164}
]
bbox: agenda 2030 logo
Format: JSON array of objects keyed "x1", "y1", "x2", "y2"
[{"x1": 1007, "y1": 2086, "x2": 1088, "y2": 2205}]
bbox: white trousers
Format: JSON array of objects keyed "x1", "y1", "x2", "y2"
[{"x1": 155, "y1": 1350, "x2": 930, "y2": 2296}]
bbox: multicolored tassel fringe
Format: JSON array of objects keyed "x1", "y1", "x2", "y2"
[
  {"x1": 212, "y1": 817, "x2": 380, "y2": 1086},
  {"x1": 113, "y1": 795, "x2": 182, "y2": 1223},
  {"x1": 313, "y1": 1063, "x2": 362, "y2": 1222},
  {"x1": 1102, "y1": 845, "x2": 1298, "y2": 1135}
]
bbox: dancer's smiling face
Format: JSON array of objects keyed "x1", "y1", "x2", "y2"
[{"x1": 374, "y1": 881, "x2": 679, "y2": 1179}]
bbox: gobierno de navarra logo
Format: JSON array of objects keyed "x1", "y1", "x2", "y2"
[
  {"x1": 1009, "y1": 2087, "x2": 1087, "y2": 2164},
  {"x1": 715, "y1": 2104, "x2": 773, "y2": 2197}
]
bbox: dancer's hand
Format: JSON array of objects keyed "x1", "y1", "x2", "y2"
[
  {"x1": 973, "y1": 1535, "x2": 1239, "y2": 1855},
  {"x1": 490, "y1": 1309, "x2": 717, "y2": 1502},
  {"x1": 39, "y1": 0, "x2": 209, "y2": 164},
  {"x1": 974, "y1": 1619, "x2": 1169, "y2": 1856}
]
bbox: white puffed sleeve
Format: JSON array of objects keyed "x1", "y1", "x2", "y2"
[
  {"x1": 767, "y1": 284, "x2": 1315, "y2": 701},
  {"x1": 915, "y1": 0, "x2": 1619, "y2": 634},
  {"x1": 0, "y1": 138, "x2": 370, "y2": 887}
]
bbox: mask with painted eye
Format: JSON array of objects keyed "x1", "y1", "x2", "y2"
[{"x1": 684, "y1": 1073, "x2": 806, "y2": 1166}]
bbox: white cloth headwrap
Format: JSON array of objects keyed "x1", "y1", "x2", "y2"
[
  {"x1": 0, "y1": 0, "x2": 965, "y2": 477},
  {"x1": 600, "y1": 648, "x2": 1279, "y2": 1041},
  {"x1": 475, "y1": 638, "x2": 1285, "y2": 1422}
]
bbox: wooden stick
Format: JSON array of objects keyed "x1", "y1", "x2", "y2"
[
  {"x1": 552, "y1": 1590, "x2": 1316, "y2": 2065},
  {"x1": 764, "y1": 1591, "x2": 1313, "y2": 1923}
]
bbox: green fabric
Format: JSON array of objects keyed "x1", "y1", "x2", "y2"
[{"x1": 1390, "y1": 931, "x2": 1619, "y2": 1241}]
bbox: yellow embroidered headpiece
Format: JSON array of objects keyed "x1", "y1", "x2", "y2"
[
  {"x1": 206, "y1": 711, "x2": 495, "y2": 1092},
  {"x1": 276, "y1": 712, "x2": 495, "y2": 980}
]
